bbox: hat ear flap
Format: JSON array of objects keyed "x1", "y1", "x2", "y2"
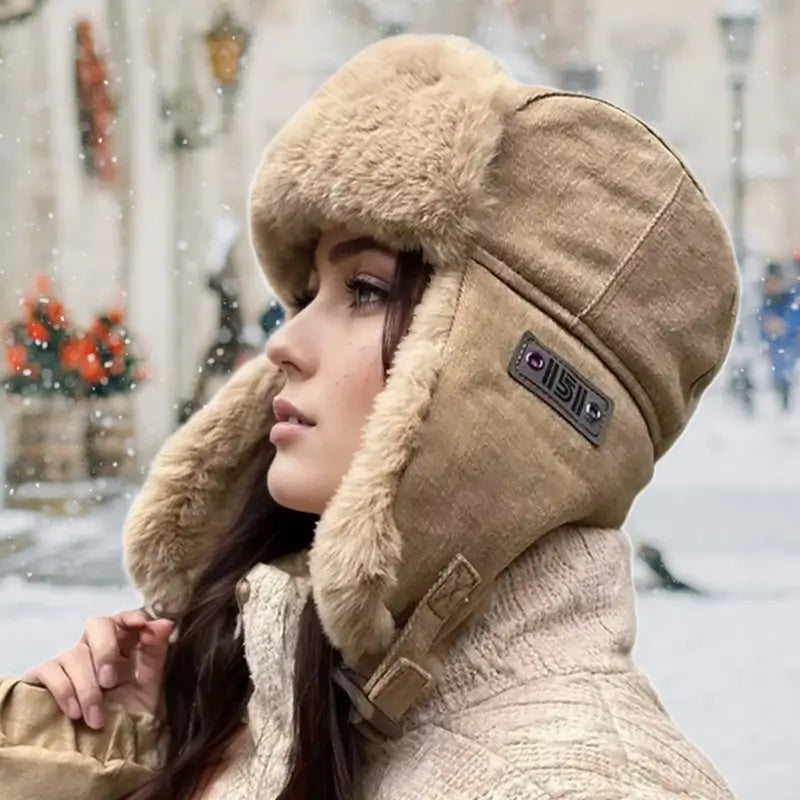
[{"x1": 124, "y1": 355, "x2": 284, "y2": 612}]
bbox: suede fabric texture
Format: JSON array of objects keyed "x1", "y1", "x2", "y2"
[
  {"x1": 0, "y1": 33, "x2": 738, "y2": 800},
  {"x1": 0, "y1": 679, "x2": 159, "y2": 800}
]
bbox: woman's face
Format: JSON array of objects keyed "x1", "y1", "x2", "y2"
[{"x1": 266, "y1": 226, "x2": 396, "y2": 515}]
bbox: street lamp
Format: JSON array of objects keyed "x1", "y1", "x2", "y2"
[
  {"x1": 205, "y1": 8, "x2": 251, "y2": 126},
  {"x1": 717, "y1": 1, "x2": 760, "y2": 413},
  {"x1": 160, "y1": 9, "x2": 251, "y2": 150},
  {"x1": 717, "y1": 2, "x2": 759, "y2": 270}
]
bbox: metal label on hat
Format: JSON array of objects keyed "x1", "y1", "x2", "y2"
[{"x1": 508, "y1": 332, "x2": 614, "y2": 446}]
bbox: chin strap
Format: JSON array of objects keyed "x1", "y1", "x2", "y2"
[
  {"x1": 333, "y1": 667, "x2": 402, "y2": 742},
  {"x1": 336, "y1": 553, "x2": 483, "y2": 742}
]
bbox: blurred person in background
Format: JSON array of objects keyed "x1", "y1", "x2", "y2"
[
  {"x1": 1, "y1": 36, "x2": 739, "y2": 800},
  {"x1": 759, "y1": 260, "x2": 800, "y2": 412}
]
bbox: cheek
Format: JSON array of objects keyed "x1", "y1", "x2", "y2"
[{"x1": 341, "y1": 340, "x2": 385, "y2": 412}]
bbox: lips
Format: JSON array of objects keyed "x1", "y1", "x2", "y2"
[{"x1": 272, "y1": 397, "x2": 315, "y2": 427}]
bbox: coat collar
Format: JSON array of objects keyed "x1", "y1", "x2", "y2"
[{"x1": 235, "y1": 524, "x2": 636, "y2": 740}]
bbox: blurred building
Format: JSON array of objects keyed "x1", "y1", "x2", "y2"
[
  {"x1": 1, "y1": 0, "x2": 799, "y2": 467},
  {"x1": 585, "y1": 0, "x2": 800, "y2": 277}
]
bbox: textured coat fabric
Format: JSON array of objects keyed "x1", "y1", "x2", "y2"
[
  {"x1": 204, "y1": 527, "x2": 734, "y2": 799},
  {"x1": 0, "y1": 34, "x2": 738, "y2": 799},
  {"x1": 0, "y1": 678, "x2": 159, "y2": 799},
  {"x1": 0, "y1": 531, "x2": 735, "y2": 799}
]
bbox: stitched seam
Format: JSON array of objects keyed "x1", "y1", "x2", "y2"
[
  {"x1": 471, "y1": 249, "x2": 663, "y2": 444},
  {"x1": 578, "y1": 173, "x2": 685, "y2": 319},
  {"x1": 586, "y1": 187, "x2": 685, "y2": 320}
]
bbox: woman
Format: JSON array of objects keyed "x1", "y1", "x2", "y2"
[{"x1": 1, "y1": 35, "x2": 738, "y2": 799}]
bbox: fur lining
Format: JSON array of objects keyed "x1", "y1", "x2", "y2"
[
  {"x1": 309, "y1": 266, "x2": 464, "y2": 661},
  {"x1": 124, "y1": 355, "x2": 282, "y2": 613},
  {"x1": 249, "y1": 35, "x2": 521, "y2": 309}
]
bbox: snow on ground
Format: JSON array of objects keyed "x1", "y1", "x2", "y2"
[{"x1": 0, "y1": 388, "x2": 797, "y2": 799}]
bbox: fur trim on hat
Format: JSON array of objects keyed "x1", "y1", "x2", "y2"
[{"x1": 249, "y1": 35, "x2": 527, "y2": 309}]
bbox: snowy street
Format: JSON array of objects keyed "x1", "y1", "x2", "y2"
[{"x1": 1, "y1": 392, "x2": 798, "y2": 800}]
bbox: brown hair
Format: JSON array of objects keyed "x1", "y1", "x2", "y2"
[{"x1": 132, "y1": 249, "x2": 433, "y2": 800}]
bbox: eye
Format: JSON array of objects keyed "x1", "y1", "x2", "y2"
[{"x1": 345, "y1": 277, "x2": 390, "y2": 311}]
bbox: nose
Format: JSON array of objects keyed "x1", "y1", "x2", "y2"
[{"x1": 266, "y1": 309, "x2": 315, "y2": 379}]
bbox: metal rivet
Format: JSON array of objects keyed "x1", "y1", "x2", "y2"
[
  {"x1": 585, "y1": 401, "x2": 604, "y2": 422},
  {"x1": 525, "y1": 350, "x2": 545, "y2": 370}
]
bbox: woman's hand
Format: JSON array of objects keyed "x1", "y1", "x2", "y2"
[{"x1": 20, "y1": 608, "x2": 175, "y2": 730}]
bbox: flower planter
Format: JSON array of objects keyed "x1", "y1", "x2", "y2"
[
  {"x1": 4, "y1": 396, "x2": 89, "y2": 484},
  {"x1": 86, "y1": 394, "x2": 137, "y2": 479}
]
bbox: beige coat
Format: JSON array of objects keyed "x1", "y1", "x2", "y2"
[
  {"x1": 0, "y1": 527, "x2": 735, "y2": 799},
  {"x1": 1, "y1": 34, "x2": 738, "y2": 799}
]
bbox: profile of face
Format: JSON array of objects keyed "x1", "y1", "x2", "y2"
[{"x1": 266, "y1": 227, "x2": 397, "y2": 515}]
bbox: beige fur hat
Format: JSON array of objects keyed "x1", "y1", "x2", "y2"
[{"x1": 125, "y1": 35, "x2": 738, "y2": 737}]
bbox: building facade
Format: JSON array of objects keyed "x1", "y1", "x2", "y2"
[{"x1": 1, "y1": 0, "x2": 798, "y2": 469}]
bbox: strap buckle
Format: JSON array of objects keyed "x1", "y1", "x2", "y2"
[{"x1": 333, "y1": 667, "x2": 402, "y2": 742}]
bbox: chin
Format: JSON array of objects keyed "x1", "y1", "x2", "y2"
[{"x1": 267, "y1": 455, "x2": 328, "y2": 515}]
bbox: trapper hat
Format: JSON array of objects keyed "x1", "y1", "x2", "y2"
[{"x1": 125, "y1": 35, "x2": 738, "y2": 739}]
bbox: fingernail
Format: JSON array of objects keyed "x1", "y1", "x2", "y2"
[
  {"x1": 99, "y1": 665, "x2": 116, "y2": 688},
  {"x1": 88, "y1": 706, "x2": 104, "y2": 729},
  {"x1": 67, "y1": 699, "x2": 81, "y2": 719}
]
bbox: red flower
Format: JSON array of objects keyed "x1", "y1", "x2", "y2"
[
  {"x1": 110, "y1": 332, "x2": 129, "y2": 355},
  {"x1": 34, "y1": 274, "x2": 53, "y2": 296},
  {"x1": 81, "y1": 353, "x2": 106, "y2": 384},
  {"x1": 7, "y1": 344, "x2": 28, "y2": 373},
  {"x1": 107, "y1": 308, "x2": 125, "y2": 326},
  {"x1": 61, "y1": 339, "x2": 83, "y2": 370},
  {"x1": 47, "y1": 300, "x2": 67, "y2": 328},
  {"x1": 27, "y1": 320, "x2": 50, "y2": 342},
  {"x1": 90, "y1": 318, "x2": 109, "y2": 340}
]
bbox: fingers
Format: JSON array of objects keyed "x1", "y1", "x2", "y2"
[
  {"x1": 22, "y1": 610, "x2": 175, "y2": 728},
  {"x1": 20, "y1": 661, "x2": 82, "y2": 721},
  {"x1": 82, "y1": 616, "x2": 124, "y2": 689},
  {"x1": 132, "y1": 620, "x2": 175, "y2": 700},
  {"x1": 58, "y1": 643, "x2": 105, "y2": 730},
  {"x1": 138, "y1": 618, "x2": 175, "y2": 647}
]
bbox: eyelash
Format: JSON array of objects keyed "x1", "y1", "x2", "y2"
[
  {"x1": 292, "y1": 278, "x2": 390, "y2": 312},
  {"x1": 345, "y1": 277, "x2": 390, "y2": 310}
]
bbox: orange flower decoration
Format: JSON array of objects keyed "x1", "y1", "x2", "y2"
[
  {"x1": 27, "y1": 320, "x2": 50, "y2": 342},
  {"x1": 7, "y1": 343, "x2": 28, "y2": 373},
  {"x1": 80, "y1": 354, "x2": 106, "y2": 384},
  {"x1": 34, "y1": 274, "x2": 54, "y2": 295},
  {"x1": 107, "y1": 331, "x2": 126, "y2": 355},
  {"x1": 60, "y1": 339, "x2": 83, "y2": 371},
  {"x1": 46, "y1": 300, "x2": 67, "y2": 328},
  {"x1": 90, "y1": 318, "x2": 109, "y2": 339}
]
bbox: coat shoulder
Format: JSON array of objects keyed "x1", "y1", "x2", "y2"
[{"x1": 371, "y1": 670, "x2": 735, "y2": 800}]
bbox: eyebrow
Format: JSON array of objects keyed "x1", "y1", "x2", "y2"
[{"x1": 327, "y1": 235, "x2": 395, "y2": 264}]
